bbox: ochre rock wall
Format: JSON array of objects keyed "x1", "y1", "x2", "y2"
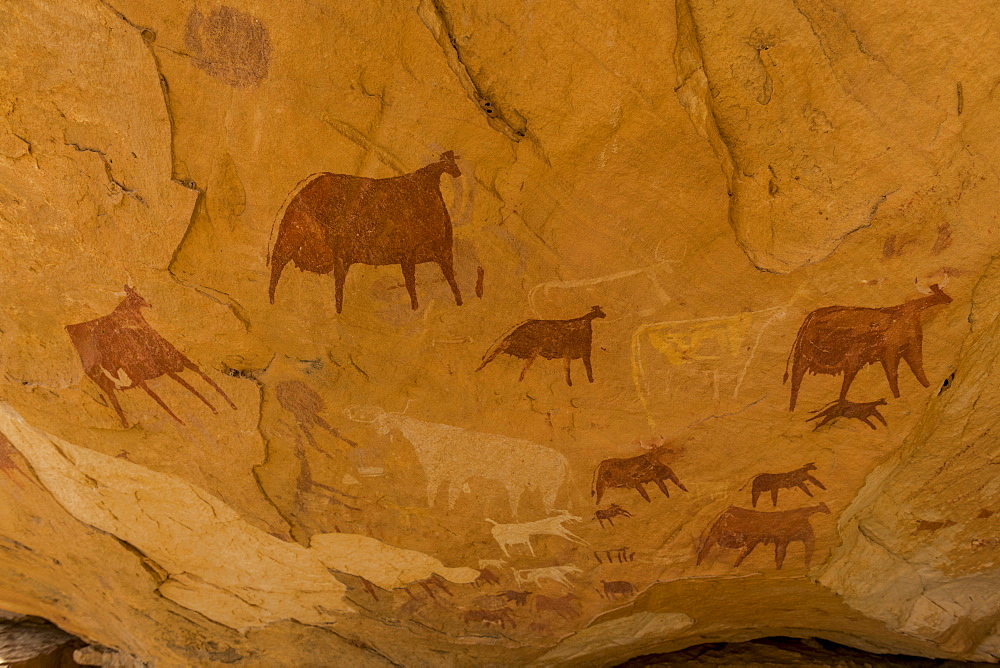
[{"x1": 0, "y1": 0, "x2": 999, "y2": 665}]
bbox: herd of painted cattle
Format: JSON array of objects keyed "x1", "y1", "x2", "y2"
[{"x1": 53, "y1": 150, "x2": 955, "y2": 634}]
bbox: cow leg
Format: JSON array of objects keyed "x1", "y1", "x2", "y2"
[
  {"x1": 796, "y1": 482, "x2": 814, "y2": 497},
  {"x1": 168, "y1": 372, "x2": 217, "y2": 413},
  {"x1": 696, "y1": 532, "x2": 716, "y2": 565},
  {"x1": 563, "y1": 357, "x2": 573, "y2": 386},
  {"x1": 788, "y1": 357, "x2": 807, "y2": 411},
  {"x1": 185, "y1": 363, "x2": 237, "y2": 410},
  {"x1": 771, "y1": 488, "x2": 779, "y2": 507},
  {"x1": 90, "y1": 371, "x2": 128, "y2": 428},
  {"x1": 333, "y1": 261, "x2": 350, "y2": 314},
  {"x1": 806, "y1": 474, "x2": 827, "y2": 490},
  {"x1": 751, "y1": 488, "x2": 761, "y2": 508},
  {"x1": 583, "y1": 354, "x2": 594, "y2": 383},
  {"x1": 839, "y1": 364, "x2": 861, "y2": 402},
  {"x1": 436, "y1": 255, "x2": 463, "y2": 306},
  {"x1": 880, "y1": 355, "x2": 901, "y2": 398},
  {"x1": 802, "y1": 533, "x2": 816, "y2": 568},
  {"x1": 859, "y1": 416, "x2": 877, "y2": 429},
  {"x1": 902, "y1": 343, "x2": 931, "y2": 388},
  {"x1": 400, "y1": 259, "x2": 419, "y2": 310},
  {"x1": 135, "y1": 381, "x2": 185, "y2": 425},
  {"x1": 633, "y1": 482, "x2": 652, "y2": 502},
  {"x1": 594, "y1": 479, "x2": 606, "y2": 506},
  {"x1": 872, "y1": 409, "x2": 888, "y2": 426},
  {"x1": 653, "y1": 477, "x2": 671, "y2": 499},
  {"x1": 734, "y1": 539, "x2": 759, "y2": 566},
  {"x1": 668, "y1": 471, "x2": 689, "y2": 492},
  {"x1": 774, "y1": 540, "x2": 789, "y2": 569},
  {"x1": 812, "y1": 414, "x2": 834, "y2": 431},
  {"x1": 518, "y1": 356, "x2": 535, "y2": 381}
]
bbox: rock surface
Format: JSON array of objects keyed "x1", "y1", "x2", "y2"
[{"x1": 0, "y1": 0, "x2": 998, "y2": 665}]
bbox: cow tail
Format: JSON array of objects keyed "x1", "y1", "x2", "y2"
[
  {"x1": 476, "y1": 320, "x2": 531, "y2": 371},
  {"x1": 784, "y1": 313, "x2": 812, "y2": 384},
  {"x1": 267, "y1": 174, "x2": 318, "y2": 267}
]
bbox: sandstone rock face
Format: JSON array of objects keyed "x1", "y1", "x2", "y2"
[{"x1": 0, "y1": 0, "x2": 998, "y2": 665}]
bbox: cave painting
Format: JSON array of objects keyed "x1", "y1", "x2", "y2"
[
  {"x1": 268, "y1": 151, "x2": 463, "y2": 313},
  {"x1": 513, "y1": 564, "x2": 581, "y2": 589},
  {"x1": 184, "y1": 5, "x2": 271, "y2": 87},
  {"x1": 593, "y1": 546, "x2": 634, "y2": 564},
  {"x1": 593, "y1": 503, "x2": 632, "y2": 529},
  {"x1": 807, "y1": 398, "x2": 888, "y2": 430},
  {"x1": 474, "y1": 592, "x2": 530, "y2": 611},
  {"x1": 785, "y1": 284, "x2": 952, "y2": 410},
  {"x1": 276, "y1": 380, "x2": 356, "y2": 450},
  {"x1": 697, "y1": 503, "x2": 831, "y2": 569},
  {"x1": 477, "y1": 306, "x2": 605, "y2": 386},
  {"x1": 632, "y1": 307, "x2": 785, "y2": 410},
  {"x1": 463, "y1": 608, "x2": 515, "y2": 629},
  {"x1": 346, "y1": 406, "x2": 569, "y2": 517},
  {"x1": 65, "y1": 286, "x2": 236, "y2": 427},
  {"x1": 748, "y1": 463, "x2": 826, "y2": 508},
  {"x1": 592, "y1": 438, "x2": 688, "y2": 505},
  {"x1": 534, "y1": 593, "x2": 580, "y2": 619},
  {"x1": 601, "y1": 580, "x2": 635, "y2": 600},
  {"x1": 486, "y1": 511, "x2": 588, "y2": 557}
]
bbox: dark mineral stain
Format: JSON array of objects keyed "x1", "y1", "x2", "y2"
[{"x1": 185, "y1": 5, "x2": 271, "y2": 87}]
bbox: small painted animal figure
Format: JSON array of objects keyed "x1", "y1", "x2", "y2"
[
  {"x1": 65, "y1": 285, "x2": 236, "y2": 427},
  {"x1": 593, "y1": 503, "x2": 633, "y2": 528},
  {"x1": 601, "y1": 580, "x2": 635, "y2": 600},
  {"x1": 534, "y1": 593, "x2": 580, "y2": 619},
  {"x1": 592, "y1": 439, "x2": 688, "y2": 505},
  {"x1": 498, "y1": 590, "x2": 531, "y2": 606},
  {"x1": 477, "y1": 306, "x2": 606, "y2": 386},
  {"x1": 697, "y1": 503, "x2": 831, "y2": 569},
  {"x1": 513, "y1": 565, "x2": 581, "y2": 589},
  {"x1": 276, "y1": 380, "x2": 357, "y2": 450},
  {"x1": 473, "y1": 568, "x2": 501, "y2": 588},
  {"x1": 486, "y1": 511, "x2": 588, "y2": 557},
  {"x1": 463, "y1": 608, "x2": 516, "y2": 629},
  {"x1": 806, "y1": 399, "x2": 888, "y2": 431},
  {"x1": 749, "y1": 463, "x2": 827, "y2": 507},
  {"x1": 784, "y1": 284, "x2": 952, "y2": 410}
]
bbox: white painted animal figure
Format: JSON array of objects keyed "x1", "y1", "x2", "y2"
[
  {"x1": 486, "y1": 511, "x2": 588, "y2": 557},
  {"x1": 478, "y1": 559, "x2": 507, "y2": 571},
  {"x1": 513, "y1": 565, "x2": 582, "y2": 589},
  {"x1": 347, "y1": 407, "x2": 570, "y2": 516}
]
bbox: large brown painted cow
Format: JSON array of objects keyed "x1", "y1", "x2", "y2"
[
  {"x1": 268, "y1": 151, "x2": 463, "y2": 312},
  {"x1": 696, "y1": 503, "x2": 830, "y2": 569},
  {"x1": 784, "y1": 284, "x2": 952, "y2": 410}
]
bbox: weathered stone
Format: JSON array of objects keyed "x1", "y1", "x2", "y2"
[{"x1": 0, "y1": 0, "x2": 998, "y2": 665}]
